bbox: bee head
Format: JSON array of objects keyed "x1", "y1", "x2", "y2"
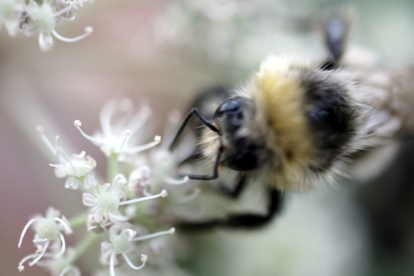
[{"x1": 213, "y1": 97, "x2": 269, "y2": 171}]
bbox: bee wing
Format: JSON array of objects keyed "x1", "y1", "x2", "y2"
[
  {"x1": 359, "y1": 67, "x2": 414, "y2": 146},
  {"x1": 345, "y1": 66, "x2": 414, "y2": 181}
]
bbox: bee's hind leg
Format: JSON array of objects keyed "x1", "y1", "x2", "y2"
[{"x1": 176, "y1": 187, "x2": 283, "y2": 231}]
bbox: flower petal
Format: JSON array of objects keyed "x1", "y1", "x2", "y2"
[
  {"x1": 82, "y1": 193, "x2": 97, "y2": 207},
  {"x1": 83, "y1": 174, "x2": 97, "y2": 189},
  {"x1": 39, "y1": 32, "x2": 54, "y2": 52},
  {"x1": 112, "y1": 186, "x2": 126, "y2": 200},
  {"x1": 65, "y1": 176, "x2": 81, "y2": 189}
]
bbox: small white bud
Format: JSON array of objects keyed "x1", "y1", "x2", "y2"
[
  {"x1": 74, "y1": 120, "x2": 82, "y2": 127},
  {"x1": 36, "y1": 125, "x2": 45, "y2": 134},
  {"x1": 84, "y1": 26, "x2": 93, "y2": 33},
  {"x1": 140, "y1": 254, "x2": 148, "y2": 263}
]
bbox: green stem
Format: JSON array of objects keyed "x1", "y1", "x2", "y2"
[
  {"x1": 108, "y1": 152, "x2": 119, "y2": 181},
  {"x1": 68, "y1": 212, "x2": 89, "y2": 228},
  {"x1": 69, "y1": 232, "x2": 102, "y2": 264}
]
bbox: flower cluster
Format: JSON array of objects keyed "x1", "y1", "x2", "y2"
[
  {"x1": 18, "y1": 99, "x2": 193, "y2": 276},
  {"x1": 0, "y1": 0, "x2": 93, "y2": 51}
]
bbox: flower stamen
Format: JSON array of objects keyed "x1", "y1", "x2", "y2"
[
  {"x1": 74, "y1": 120, "x2": 105, "y2": 144},
  {"x1": 132, "y1": 228, "x2": 175, "y2": 242},
  {"x1": 117, "y1": 130, "x2": 131, "y2": 154},
  {"x1": 54, "y1": 233, "x2": 66, "y2": 259},
  {"x1": 18, "y1": 218, "x2": 39, "y2": 248},
  {"x1": 51, "y1": 26, "x2": 93, "y2": 43},
  {"x1": 119, "y1": 189, "x2": 167, "y2": 205},
  {"x1": 122, "y1": 253, "x2": 147, "y2": 270},
  {"x1": 36, "y1": 125, "x2": 56, "y2": 155},
  {"x1": 29, "y1": 241, "x2": 49, "y2": 266},
  {"x1": 109, "y1": 252, "x2": 116, "y2": 276},
  {"x1": 129, "y1": 136, "x2": 161, "y2": 154},
  {"x1": 56, "y1": 146, "x2": 77, "y2": 175},
  {"x1": 54, "y1": 217, "x2": 72, "y2": 234}
]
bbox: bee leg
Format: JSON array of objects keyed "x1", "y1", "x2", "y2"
[
  {"x1": 184, "y1": 147, "x2": 224, "y2": 180},
  {"x1": 217, "y1": 174, "x2": 247, "y2": 199},
  {"x1": 169, "y1": 108, "x2": 219, "y2": 151},
  {"x1": 176, "y1": 188, "x2": 282, "y2": 231},
  {"x1": 178, "y1": 148, "x2": 204, "y2": 166},
  {"x1": 180, "y1": 153, "x2": 246, "y2": 198},
  {"x1": 320, "y1": 14, "x2": 349, "y2": 70},
  {"x1": 220, "y1": 188, "x2": 282, "y2": 229}
]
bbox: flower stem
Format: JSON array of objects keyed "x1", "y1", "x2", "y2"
[
  {"x1": 69, "y1": 232, "x2": 101, "y2": 264},
  {"x1": 108, "y1": 152, "x2": 119, "y2": 182},
  {"x1": 68, "y1": 212, "x2": 88, "y2": 228}
]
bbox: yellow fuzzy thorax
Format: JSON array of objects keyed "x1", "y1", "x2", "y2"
[{"x1": 252, "y1": 56, "x2": 316, "y2": 190}]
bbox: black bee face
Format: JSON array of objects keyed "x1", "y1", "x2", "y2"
[{"x1": 214, "y1": 97, "x2": 269, "y2": 171}]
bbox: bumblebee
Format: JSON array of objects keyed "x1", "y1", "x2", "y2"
[{"x1": 170, "y1": 16, "x2": 414, "y2": 229}]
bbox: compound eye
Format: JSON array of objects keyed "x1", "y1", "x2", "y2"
[{"x1": 216, "y1": 99, "x2": 241, "y2": 115}]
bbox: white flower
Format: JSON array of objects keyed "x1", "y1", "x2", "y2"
[
  {"x1": 83, "y1": 175, "x2": 127, "y2": 224},
  {"x1": 150, "y1": 149, "x2": 189, "y2": 186},
  {"x1": 100, "y1": 224, "x2": 147, "y2": 276},
  {"x1": 100, "y1": 224, "x2": 175, "y2": 276},
  {"x1": 35, "y1": 248, "x2": 81, "y2": 276},
  {"x1": 52, "y1": 0, "x2": 92, "y2": 21},
  {"x1": 21, "y1": 0, "x2": 93, "y2": 51},
  {"x1": 128, "y1": 165, "x2": 152, "y2": 197},
  {"x1": 37, "y1": 126, "x2": 97, "y2": 189},
  {"x1": 83, "y1": 174, "x2": 168, "y2": 225},
  {"x1": 0, "y1": 0, "x2": 24, "y2": 36},
  {"x1": 18, "y1": 207, "x2": 72, "y2": 272},
  {"x1": 148, "y1": 110, "x2": 189, "y2": 186},
  {"x1": 51, "y1": 150, "x2": 97, "y2": 190},
  {"x1": 74, "y1": 99, "x2": 161, "y2": 161}
]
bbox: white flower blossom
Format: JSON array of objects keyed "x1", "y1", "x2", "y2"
[
  {"x1": 20, "y1": 98, "x2": 191, "y2": 275},
  {"x1": 150, "y1": 150, "x2": 189, "y2": 186},
  {"x1": 37, "y1": 126, "x2": 97, "y2": 189},
  {"x1": 14, "y1": 0, "x2": 94, "y2": 51},
  {"x1": 83, "y1": 174, "x2": 168, "y2": 225},
  {"x1": 100, "y1": 224, "x2": 175, "y2": 276},
  {"x1": 100, "y1": 224, "x2": 147, "y2": 276},
  {"x1": 18, "y1": 207, "x2": 72, "y2": 272},
  {"x1": 148, "y1": 110, "x2": 189, "y2": 186},
  {"x1": 35, "y1": 248, "x2": 81, "y2": 276},
  {"x1": 0, "y1": 0, "x2": 24, "y2": 36},
  {"x1": 128, "y1": 165, "x2": 152, "y2": 197},
  {"x1": 75, "y1": 99, "x2": 161, "y2": 161}
]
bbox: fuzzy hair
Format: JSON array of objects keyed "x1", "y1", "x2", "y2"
[{"x1": 200, "y1": 55, "x2": 407, "y2": 192}]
